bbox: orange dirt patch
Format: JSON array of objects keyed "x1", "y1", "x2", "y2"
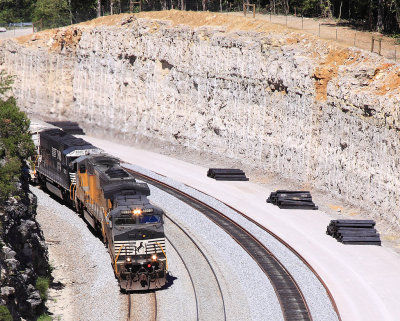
[
  {"x1": 376, "y1": 70, "x2": 400, "y2": 95},
  {"x1": 313, "y1": 49, "x2": 350, "y2": 100},
  {"x1": 50, "y1": 27, "x2": 82, "y2": 52},
  {"x1": 329, "y1": 204, "x2": 343, "y2": 212}
]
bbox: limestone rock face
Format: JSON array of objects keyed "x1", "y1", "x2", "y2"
[{"x1": 1, "y1": 12, "x2": 400, "y2": 228}]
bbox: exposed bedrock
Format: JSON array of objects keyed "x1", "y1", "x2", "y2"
[{"x1": 1, "y1": 11, "x2": 400, "y2": 229}]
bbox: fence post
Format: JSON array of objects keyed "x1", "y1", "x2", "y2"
[
  {"x1": 270, "y1": 9, "x2": 272, "y2": 22},
  {"x1": 371, "y1": 37, "x2": 374, "y2": 52},
  {"x1": 378, "y1": 38, "x2": 382, "y2": 55},
  {"x1": 301, "y1": 14, "x2": 303, "y2": 29},
  {"x1": 286, "y1": 12, "x2": 287, "y2": 26},
  {"x1": 318, "y1": 23, "x2": 320, "y2": 37}
]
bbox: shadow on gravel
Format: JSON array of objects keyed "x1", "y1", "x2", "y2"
[
  {"x1": 161, "y1": 273, "x2": 177, "y2": 290},
  {"x1": 50, "y1": 281, "x2": 65, "y2": 290}
]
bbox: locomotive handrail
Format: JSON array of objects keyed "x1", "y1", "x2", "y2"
[
  {"x1": 114, "y1": 244, "x2": 125, "y2": 275},
  {"x1": 32, "y1": 154, "x2": 39, "y2": 175},
  {"x1": 69, "y1": 183, "x2": 76, "y2": 201},
  {"x1": 156, "y1": 242, "x2": 168, "y2": 270}
]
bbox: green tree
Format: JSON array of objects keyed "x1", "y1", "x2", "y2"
[
  {"x1": 0, "y1": 0, "x2": 36, "y2": 24},
  {"x1": 33, "y1": 0, "x2": 70, "y2": 29},
  {"x1": 0, "y1": 97, "x2": 35, "y2": 201}
]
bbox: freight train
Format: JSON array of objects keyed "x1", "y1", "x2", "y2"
[{"x1": 30, "y1": 122, "x2": 167, "y2": 291}]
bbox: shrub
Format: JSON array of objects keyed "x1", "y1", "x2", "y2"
[
  {"x1": 37, "y1": 313, "x2": 52, "y2": 321},
  {"x1": 0, "y1": 305, "x2": 12, "y2": 321},
  {"x1": 35, "y1": 277, "x2": 50, "y2": 302}
]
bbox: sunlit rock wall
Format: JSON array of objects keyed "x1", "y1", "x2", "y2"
[{"x1": 1, "y1": 12, "x2": 400, "y2": 227}]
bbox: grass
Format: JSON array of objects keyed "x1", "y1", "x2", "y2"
[
  {"x1": 37, "y1": 314, "x2": 52, "y2": 321},
  {"x1": 0, "y1": 305, "x2": 12, "y2": 321},
  {"x1": 35, "y1": 277, "x2": 50, "y2": 301}
]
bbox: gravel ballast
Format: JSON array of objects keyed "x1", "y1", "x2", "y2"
[
  {"x1": 124, "y1": 163, "x2": 339, "y2": 321},
  {"x1": 32, "y1": 186, "x2": 126, "y2": 321}
]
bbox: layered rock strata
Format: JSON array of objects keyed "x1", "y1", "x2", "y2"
[{"x1": 1, "y1": 11, "x2": 400, "y2": 228}]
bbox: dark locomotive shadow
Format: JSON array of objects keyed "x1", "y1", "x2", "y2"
[{"x1": 161, "y1": 273, "x2": 177, "y2": 289}]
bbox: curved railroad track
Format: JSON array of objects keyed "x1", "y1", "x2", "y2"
[
  {"x1": 127, "y1": 291, "x2": 157, "y2": 321},
  {"x1": 165, "y1": 214, "x2": 226, "y2": 321},
  {"x1": 124, "y1": 166, "x2": 342, "y2": 321}
]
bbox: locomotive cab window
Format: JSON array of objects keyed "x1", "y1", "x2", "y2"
[
  {"x1": 79, "y1": 164, "x2": 86, "y2": 173},
  {"x1": 139, "y1": 215, "x2": 161, "y2": 224},
  {"x1": 115, "y1": 217, "x2": 136, "y2": 225}
]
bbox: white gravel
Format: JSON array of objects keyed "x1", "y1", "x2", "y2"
[
  {"x1": 124, "y1": 163, "x2": 339, "y2": 321},
  {"x1": 32, "y1": 186, "x2": 126, "y2": 321}
]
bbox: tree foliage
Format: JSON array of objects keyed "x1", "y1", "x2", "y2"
[
  {"x1": 0, "y1": 96, "x2": 35, "y2": 201},
  {"x1": 33, "y1": 0, "x2": 70, "y2": 28}
]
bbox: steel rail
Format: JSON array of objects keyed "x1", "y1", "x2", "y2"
[
  {"x1": 127, "y1": 294, "x2": 131, "y2": 321},
  {"x1": 165, "y1": 233, "x2": 199, "y2": 320},
  {"x1": 124, "y1": 167, "x2": 331, "y2": 321},
  {"x1": 165, "y1": 214, "x2": 226, "y2": 321}
]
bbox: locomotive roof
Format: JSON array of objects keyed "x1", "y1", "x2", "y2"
[
  {"x1": 40, "y1": 128, "x2": 98, "y2": 153},
  {"x1": 78, "y1": 154, "x2": 151, "y2": 198}
]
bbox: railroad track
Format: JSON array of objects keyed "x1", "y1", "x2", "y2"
[
  {"x1": 127, "y1": 291, "x2": 157, "y2": 321},
  {"x1": 165, "y1": 214, "x2": 226, "y2": 321},
  {"x1": 124, "y1": 167, "x2": 341, "y2": 321}
]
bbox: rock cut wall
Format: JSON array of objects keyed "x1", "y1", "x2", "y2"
[{"x1": 1, "y1": 11, "x2": 400, "y2": 228}]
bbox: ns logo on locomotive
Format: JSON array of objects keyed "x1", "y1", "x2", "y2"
[{"x1": 30, "y1": 124, "x2": 168, "y2": 291}]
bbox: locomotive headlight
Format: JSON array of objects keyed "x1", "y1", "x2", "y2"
[
  {"x1": 126, "y1": 257, "x2": 132, "y2": 263},
  {"x1": 151, "y1": 254, "x2": 157, "y2": 261},
  {"x1": 133, "y1": 209, "x2": 142, "y2": 215}
]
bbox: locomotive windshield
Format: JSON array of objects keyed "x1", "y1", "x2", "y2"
[
  {"x1": 114, "y1": 214, "x2": 161, "y2": 225},
  {"x1": 139, "y1": 215, "x2": 161, "y2": 224},
  {"x1": 115, "y1": 217, "x2": 136, "y2": 225}
]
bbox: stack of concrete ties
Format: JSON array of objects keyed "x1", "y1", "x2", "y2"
[
  {"x1": 326, "y1": 220, "x2": 381, "y2": 245},
  {"x1": 48, "y1": 121, "x2": 85, "y2": 135},
  {"x1": 266, "y1": 190, "x2": 318, "y2": 210},
  {"x1": 207, "y1": 168, "x2": 249, "y2": 181}
]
